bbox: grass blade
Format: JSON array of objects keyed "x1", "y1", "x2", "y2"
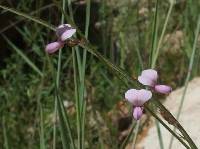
[
  {"x1": 0, "y1": 5, "x2": 55, "y2": 31},
  {"x1": 0, "y1": 3, "x2": 55, "y2": 34},
  {"x1": 80, "y1": 0, "x2": 91, "y2": 148},
  {"x1": 39, "y1": 105, "x2": 46, "y2": 149},
  {"x1": 149, "y1": 0, "x2": 159, "y2": 66},
  {"x1": 151, "y1": 2, "x2": 174, "y2": 68},
  {"x1": 56, "y1": 92, "x2": 76, "y2": 149},
  {"x1": 3, "y1": 117, "x2": 9, "y2": 149},
  {"x1": 120, "y1": 123, "x2": 136, "y2": 149},
  {"x1": 131, "y1": 120, "x2": 140, "y2": 149},
  {"x1": 56, "y1": 96, "x2": 70, "y2": 149},
  {"x1": 3, "y1": 35, "x2": 43, "y2": 77},
  {"x1": 53, "y1": 0, "x2": 76, "y2": 149},
  {"x1": 155, "y1": 120, "x2": 164, "y2": 149}
]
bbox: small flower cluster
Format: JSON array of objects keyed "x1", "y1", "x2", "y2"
[
  {"x1": 125, "y1": 69, "x2": 172, "y2": 120},
  {"x1": 45, "y1": 24, "x2": 76, "y2": 54}
]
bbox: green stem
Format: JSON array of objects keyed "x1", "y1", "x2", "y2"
[
  {"x1": 72, "y1": 49, "x2": 81, "y2": 149},
  {"x1": 3, "y1": 117, "x2": 9, "y2": 149},
  {"x1": 151, "y1": 2, "x2": 174, "y2": 68},
  {"x1": 81, "y1": 0, "x2": 91, "y2": 148},
  {"x1": 131, "y1": 120, "x2": 140, "y2": 149},
  {"x1": 155, "y1": 120, "x2": 164, "y2": 149},
  {"x1": 66, "y1": 0, "x2": 83, "y2": 148},
  {"x1": 150, "y1": 2, "x2": 173, "y2": 148},
  {"x1": 120, "y1": 123, "x2": 136, "y2": 149}
]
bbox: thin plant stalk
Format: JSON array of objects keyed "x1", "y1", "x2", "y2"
[
  {"x1": 81, "y1": 0, "x2": 91, "y2": 148},
  {"x1": 39, "y1": 104, "x2": 46, "y2": 149},
  {"x1": 52, "y1": 9, "x2": 65, "y2": 149},
  {"x1": 72, "y1": 49, "x2": 81, "y2": 148},
  {"x1": 155, "y1": 120, "x2": 164, "y2": 149},
  {"x1": 131, "y1": 120, "x2": 140, "y2": 149},
  {"x1": 67, "y1": 0, "x2": 91, "y2": 148},
  {"x1": 3, "y1": 117, "x2": 9, "y2": 149},
  {"x1": 120, "y1": 123, "x2": 136, "y2": 149},
  {"x1": 52, "y1": 95, "x2": 57, "y2": 149},
  {"x1": 150, "y1": 1, "x2": 174, "y2": 149},
  {"x1": 0, "y1": 3, "x2": 55, "y2": 34},
  {"x1": 149, "y1": 0, "x2": 159, "y2": 66},
  {"x1": 168, "y1": 15, "x2": 200, "y2": 149},
  {"x1": 3, "y1": 36, "x2": 43, "y2": 77},
  {"x1": 35, "y1": 70, "x2": 46, "y2": 149},
  {"x1": 130, "y1": 27, "x2": 145, "y2": 148},
  {"x1": 73, "y1": 46, "x2": 82, "y2": 149},
  {"x1": 66, "y1": 0, "x2": 82, "y2": 148},
  {"x1": 151, "y1": 2, "x2": 174, "y2": 68},
  {"x1": 0, "y1": 5, "x2": 55, "y2": 31}
]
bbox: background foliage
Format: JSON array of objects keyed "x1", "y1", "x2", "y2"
[{"x1": 0, "y1": 0, "x2": 200, "y2": 148}]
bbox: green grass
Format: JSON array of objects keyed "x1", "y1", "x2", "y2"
[{"x1": 0, "y1": 0, "x2": 200, "y2": 149}]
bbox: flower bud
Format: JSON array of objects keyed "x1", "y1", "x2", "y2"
[
  {"x1": 45, "y1": 41, "x2": 64, "y2": 54},
  {"x1": 154, "y1": 85, "x2": 172, "y2": 94},
  {"x1": 133, "y1": 107, "x2": 143, "y2": 120}
]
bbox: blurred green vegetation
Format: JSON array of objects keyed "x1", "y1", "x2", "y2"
[{"x1": 0, "y1": 0, "x2": 200, "y2": 148}]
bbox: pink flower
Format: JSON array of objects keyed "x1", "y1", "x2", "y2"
[
  {"x1": 45, "y1": 24, "x2": 76, "y2": 54},
  {"x1": 154, "y1": 85, "x2": 172, "y2": 94},
  {"x1": 133, "y1": 107, "x2": 143, "y2": 120},
  {"x1": 138, "y1": 69, "x2": 172, "y2": 94},
  {"x1": 56, "y1": 24, "x2": 76, "y2": 41},
  {"x1": 125, "y1": 89, "x2": 152, "y2": 120},
  {"x1": 138, "y1": 69, "x2": 158, "y2": 87},
  {"x1": 45, "y1": 41, "x2": 64, "y2": 54}
]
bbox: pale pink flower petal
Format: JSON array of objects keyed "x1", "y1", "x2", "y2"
[
  {"x1": 133, "y1": 107, "x2": 143, "y2": 120},
  {"x1": 138, "y1": 69, "x2": 158, "y2": 86},
  {"x1": 137, "y1": 89, "x2": 152, "y2": 105},
  {"x1": 56, "y1": 24, "x2": 71, "y2": 36},
  {"x1": 142, "y1": 69, "x2": 158, "y2": 81},
  {"x1": 138, "y1": 76, "x2": 155, "y2": 87},
  {"x1": 125, "y1": 89, "x2": 138, "y2": 105},
  {"x1": 56, "y1": 24, "x2": 76, "y2": 41},
  {"x1": 125, "y1": 89, "x2": 152, "y2": 106},
  {"x1": 45, "y1": 41, "x2": 64, "y2": 54},
  {"x1": 155, "y1": 85, "x2": 172, "y2": 94},
  {"x1": 60, "y1": 29, "x2": 76, "y2": 41}
]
